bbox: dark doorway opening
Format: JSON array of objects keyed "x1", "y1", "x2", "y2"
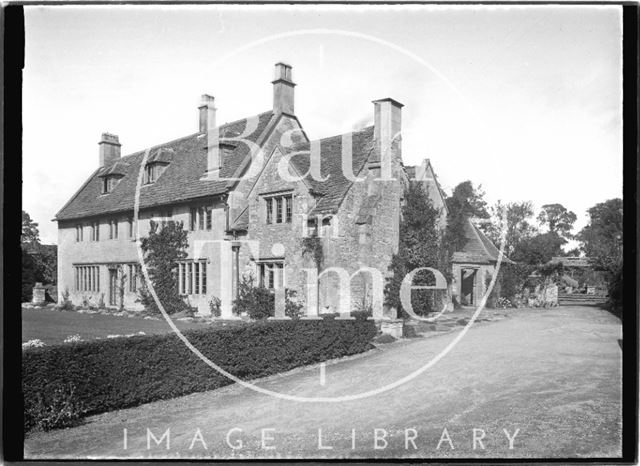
[{"x1": 461, "y1": 268, "x2": 477, "y2": 306}]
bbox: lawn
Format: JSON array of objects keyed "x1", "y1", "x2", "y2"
[{"x1": 22, "y1": 308, "x2": 221, "y2": 345}]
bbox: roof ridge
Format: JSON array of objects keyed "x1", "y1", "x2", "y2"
[
  {"x1": 291, "y1": 125, "x2": 374, "y2": 149},
  {"x1": 112, "y1": 110, "x2": 273, "y2": 164}
]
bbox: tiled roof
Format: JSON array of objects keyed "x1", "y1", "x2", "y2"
[
  {"x1": 55, "y1": 112, "x2": 275, "y2": 221},
  {"x1": 286, "y1": 126, "x2": 375, "y2": 216},
  {"x1": 452, "y1": 217, "x2": 514, "y2": 265}
]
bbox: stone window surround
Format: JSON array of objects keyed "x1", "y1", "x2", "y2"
[
  {"x1": 108, "y1": 219, "x2": 119, "y2": 240},
  {"x1": 178, "y1": 260, "x2": 207, "y2": 295},
  {"x1": 101, "y1": 175, "x2": 122, "y2": 194},
  {"x1": 255, "y1": 259, "x2": 285, "y2": 290},
  {"x1": 262, "y1": 190, "x2": 293, "y2": 225},
  {"x1": 189, "y1": 204, "x2": 213, "y2": 231},
  {"x1": 74, "y1": 264, "x2": 100, "y2": 292},
  {"x1": 142, "y1": 162, "x2": 169, "y2": 185}
]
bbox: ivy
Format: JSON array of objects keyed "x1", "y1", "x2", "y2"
[
  {"x1": 385, "y1": 181, "x2": 446, "y2": 317},
  {"x1": 301, "y1": 233, "x2": 324, "y2": 270}
]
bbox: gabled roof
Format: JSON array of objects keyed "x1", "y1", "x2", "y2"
[
  {"x1": 286, "y1": 126, "x2": 375, "y2": 216},
  {"x1": 55, "y1": 111, "x2": 275, "y2": 221},
  {"x1": 452, "y1": 217, "x2": 514, "y2": 265},
  {"x1": 405, "y1": 158, "x2": 449, "y2": 217}
]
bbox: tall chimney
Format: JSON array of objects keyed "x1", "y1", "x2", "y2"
[
  {"x1": 272, "y1": 62, "x2": 295, "y2": 115},
  {"x1": 370, "y1": 98, "x2": 403, "y2": 180},
  {"x1": 199, "y1": 94, "x2": 215, "y2": 134},
  {"x1": 199, "y1": 94, "x2": 220, "y2": 177},
  {"x1": 99, "y1": 133, "x2": 121, "y2": 167}
]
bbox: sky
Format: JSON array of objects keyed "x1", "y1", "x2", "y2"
[{"x1": 23, "y1": 5, "x2": 622, "y2": 245}]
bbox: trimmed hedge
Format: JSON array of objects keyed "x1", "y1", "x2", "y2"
[{"x1": 23, "y1": 318, "x2": 376, "y2": 431}]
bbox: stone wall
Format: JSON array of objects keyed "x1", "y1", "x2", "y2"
[{"x1": 57, "y1": 198, "x2": 228, "y2": 314}]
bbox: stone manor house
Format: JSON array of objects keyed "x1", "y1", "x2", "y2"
[{"x1": 55, "y1": 63, "x2": 503, "y2": 317}]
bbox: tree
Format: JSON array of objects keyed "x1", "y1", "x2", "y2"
[
  {"x1": 577, "y1": 198, "x2": 623, "y2": 309},
  {"x1": 577, "y1": 198, "x2": 623, "y2": 272},
  {"x1": 481, "y1": 200, "x2": 538, "y2": 258},
  {"x1": 513, "y1": 231, "x2": 565, "y2": 265},
  {"x1": 22, "y1": 211, "x2": 40, "y2": 247},
  {"x1": 537, "y1": 203, "x2": 577, "y2": 242},
  {"x1": 139, "y1": 220, "x2": 189, "y2": 314},
  {"x1": 21, "y1": 211, "x2": 57, "y2": 301},
  {"x1": 385, "y1": 181, "x2": 445, "y2": 317},
  {"x1": 442, "y1": 181, "x2": 489, "y2": 279}
]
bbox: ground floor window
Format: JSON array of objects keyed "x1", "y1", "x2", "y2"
[
  {"x1": 178, "y1": 261, "x2": 207, "y2": 295},
  {"x1": 74, "y1": 265, "x2": 100, "y2": 292},
  {"x1": 258, "y1": 261, "x2": 284, "y2": 290},
  {"x1": 127, "y1": 263, "x2": 141, "y2": 292}
]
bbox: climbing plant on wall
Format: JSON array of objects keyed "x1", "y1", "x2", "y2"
[{"x1": 385, "y1": 181, "x2": 446, "y2": 317}]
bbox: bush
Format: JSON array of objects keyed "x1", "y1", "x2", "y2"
[
  {"x1": 233, "y1": 276, "x2": 306, "y2": 320},
  {"x1": 23, "y1": 319, "x2": 376, "y2": 432},
  {"x1": 138, "y1": 221, "x2": 189, "y2": 315},
  {"x1": 373, "y1": 334, "x2": 396, "y2": 344},
  {"x1": 235, "y1": 281, "x2": 274, "y2": 320},
  {"x1": 285, "y1": 289, "x2": 304, "y2": 319},
  {"x1": 57, "y1": 288, "x2": 74, "y2": 311},
  {"x1": 25, "y1": 382, "x2": 85, "y2": 432}
]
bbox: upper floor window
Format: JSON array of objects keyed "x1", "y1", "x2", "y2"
[
  {"x1": 108, "y1": 219, "x2": 119, "y2": 240},
  {"x1": 75, "y1": 224, "x2": 83, "y2": 242},
  {"x1": 143, "y1": 162, "x2": 168, "y2": 185},
  {"x1": 189, "y1": 205, "x2": 213, "y2": 231},
  {"x1": 128, "y1": 218, "x2": 135, "y2": 239},
  {"x1": 102, "y1": 175, "x2": 122, "y2": 194},
  {"x1": 265, "y1": 194, "x2": 293, "y2": 224},
  {"x1": 90, "y1": 221, "x2": 100, "y2": 241}
]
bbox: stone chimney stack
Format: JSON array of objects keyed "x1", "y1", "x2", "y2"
[
  {"x1": 370, "y1": 98, "x2": 403, "y2": 180},
  {"x1": 272, "y1": 62, "x2": 295, "y2": 115},
  {"x1": 199, "y1": 94, "x2": 216, "y2": 134},
  {"x1": 199, "y1": 94, "x2": 220, "y2": 177},
  {"x1": 99, "y1": 133, "x2": 121, "y2": 167}
]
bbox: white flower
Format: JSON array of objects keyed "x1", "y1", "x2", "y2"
[
  {"x1": 22, "y1": 339, "x2": 45, "y2": 349},
  {"x1": 63, "y1": 334, "x2": 82, "y2": 343}
]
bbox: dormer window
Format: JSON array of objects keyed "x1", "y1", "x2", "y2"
[
  {"x1": 143, "y1": 148, "x2": 174, "y2": 185},
  {"x1": 144, "y1": 162, "x2": 168, "y2": 184},
  {"x1": 102, "y1": 175, "x2": 121, "y2": 194},
  {"x1": 99, "y1": 160, "x2": 127, "y2": 194}
]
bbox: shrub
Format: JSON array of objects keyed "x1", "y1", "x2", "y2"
[
  {"x1": 233, "y1": 276, "x2": 305, "y2": 320},
  {"x1": 57, "y1": 288, "x2": 74, "y2": 311},
  {"x1": 374, "y1": 334, "x2": 396, "y2": 344},
  {"x1": 285, "y1": 289, "x2": 304, "y2": 319},
  {"x1": 138, "y1": 221, "x2": 189, "y2": 315},
  {"x1": 209, "y1": 296, "x2": 222, "y2": 317},
  {"x1": 24, "y1": 382, "x2": 85, "y2": 432},
  {"x1": 23, "y1": 319, "x2": 376, "y2": 432}
]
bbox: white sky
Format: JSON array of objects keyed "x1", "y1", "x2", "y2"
[{"x1": 23, "y1": 5, "x2": 622, "y2": 244}]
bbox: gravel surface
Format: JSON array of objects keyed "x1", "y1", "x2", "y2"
[{"x1": 25, "y1": 305, "x2": 622, "y2": 460}]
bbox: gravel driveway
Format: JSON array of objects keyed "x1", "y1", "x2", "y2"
[{"x1": 24, "y1": 305, "x2": 622, "y2": 460}]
